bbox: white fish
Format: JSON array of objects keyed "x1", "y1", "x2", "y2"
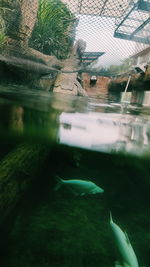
[
  {"x1": 115, "y1": 260, "x2": 126, "y2": 267},
  {"x1": 54, "y1": 176, "x2": 104, "y2": 196},
  {"x1": 110, "y1": 212, "x2": 139, "y2": 267},
  {"x1": 115, "y1": 260, "x2": 131, "y2": 267}
]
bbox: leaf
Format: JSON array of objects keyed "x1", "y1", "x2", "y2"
[{"x1": 29, "y1": 0, "x2": 76, "y2": 59}]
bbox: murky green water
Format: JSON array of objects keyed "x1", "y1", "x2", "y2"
[{"x1": 0, "y1": 85, "x2": 150, "y2": 267}]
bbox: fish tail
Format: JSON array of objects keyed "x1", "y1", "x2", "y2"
[{"x1": 54, "y1": 176, "x2": 64, "y2": 191}]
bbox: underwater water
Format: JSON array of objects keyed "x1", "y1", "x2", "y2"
[{"x1": 0, "y1": 85, "x2": 150, "y2": 267}]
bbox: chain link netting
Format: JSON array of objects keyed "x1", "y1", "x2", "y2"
[
  {"x1": 62, "y1": 0, "x2": 150, "y2": 65},
  {"x1": 0, "y1": 0, "x2": 149, "y2": 67}
]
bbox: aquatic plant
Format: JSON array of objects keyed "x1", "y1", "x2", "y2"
[
  {"x1": 0, "y1": 14, "x2": 7, "y2": 50},
  {"x1": 0, "y1": 32, "x2": 6, "y2": 49},
  {"x1": 30, "y1": 0, "x2": 76, "y2": 59}
]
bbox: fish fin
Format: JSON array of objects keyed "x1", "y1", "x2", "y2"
[
  {"x1": 69, "y1": 188, "x2": 79, "y2": 196},
  {"x1": 110, "y1": 211, "x2": 113, "y2": 223},
  {"x1": 115, "y1": 260, "x2": 124, "y2": 267},
  {"x1": 73, "y1": 193, "x2": 78, "y2": 196},
  {"x1": 115, "y1": 260, "x2": 130, "y2": 267},
  {"x1": 54, "y1": 176, "x2": 63, "y2": 191},
  {"x1": 71, "y1": 190, "x2": 84, "y2": 196},
  {"x1": 124, "y1": 231, "x2": 130, "y2": 245},
  {"x1": 123, "y1": 262, "x2": 130, "y2": 267}
]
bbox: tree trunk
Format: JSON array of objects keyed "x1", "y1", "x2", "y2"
[
  {"x1": 53, "y1": 39, "x2": 88, "y2": 96},
  {"x1": 0, "y1": 0, "x2": 61, "y2": 66}
]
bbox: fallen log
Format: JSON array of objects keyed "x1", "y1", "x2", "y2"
[
  {"x1": 0, "y1": 55, "x2": 59, "y2": 74},
  {"x1": 0, "y1": 143, "x2": 48, "y2": 225}
]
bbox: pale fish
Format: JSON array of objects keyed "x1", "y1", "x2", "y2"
[
  {"x1": 54, "y1": 176, "x2": 104, "y2": 196},
  {"x1": 110, "y1": 213, "x2": 139, "y2": 267}
]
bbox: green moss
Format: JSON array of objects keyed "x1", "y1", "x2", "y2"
[{"x1": 109, "y1": 75, "x2": 150, "y2": 92}]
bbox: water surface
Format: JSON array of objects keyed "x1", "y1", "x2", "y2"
[{"x1": 0, "y1": 85, "x2": 150, "y2": 267}]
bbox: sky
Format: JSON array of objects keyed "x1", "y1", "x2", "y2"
[
  {"x1": 75, "y1": 15, "x2": 139, "y2": 67},
  {"x1": 61, "y1": 0, "x2": 149, "y2": 67}
]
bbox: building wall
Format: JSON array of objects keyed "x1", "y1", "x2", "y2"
[
  {"x1": 131, "y1": 47, "x2": 150, "y2": 65},
  {"x1": 82, "y1": 73, "x2": 110, "y2": 97},
  {"x1": 137, "y1": 51, "x2": 150, "y2": 65}
]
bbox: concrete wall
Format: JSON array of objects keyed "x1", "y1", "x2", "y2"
[{"x1": 82, "y1": 73, "x2": 110, "y2": 97}]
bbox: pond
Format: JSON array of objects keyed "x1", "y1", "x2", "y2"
[{"x1": 0, "y1": 85, "x2": 149, "y2": 267}]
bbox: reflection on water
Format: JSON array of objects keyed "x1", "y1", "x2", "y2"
[
  {"x1": 0, "y1": 85, "x2": 150, "y2": 267},
  {"x1": 1, "y1": 86, "x2": 150, "y2": 156},
  {"x1": 59, "y1": 111, "x2": 150, "y2": 155}
]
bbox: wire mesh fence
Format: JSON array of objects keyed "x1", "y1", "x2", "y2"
[
  {"x1": 0, "y1": 0, "x2": 149, "y2": 73},
  {"x1": 62, "y1": 0, "x2": 150, "y2": 65}
]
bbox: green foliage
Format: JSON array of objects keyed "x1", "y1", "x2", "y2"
[
  {"x1": 0, "y1": 32, "x2": 6, "y2": 49},
  {"x1": 91, "y1": 58, "x2": 131, "y2": 76},
  {"x1": 30, "y1": 0, "x2": 76, "y2": 59},
  {"x1": 108, "y1": 58, "x2": 131, "y2": 74}
]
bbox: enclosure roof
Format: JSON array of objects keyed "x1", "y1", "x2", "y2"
[
  {"x1": 62, "y1": 0, "x2": 150, "y2": 64},
  {"x1": 114, "y1": 0, "x2": 150, "y2": 45},
  {"x1": 62, "y1": 0, "x2": 129, "y2": 17},
  {"x1": 81, "y1": 51, "x2": 105, "y2": 64},
  {"x1": 81, "y1": 52, "x2": 105, "y2": 59}
]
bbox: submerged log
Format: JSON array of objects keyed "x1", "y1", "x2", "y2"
[{"x1": 0, "y1": 143, "x2": 48, "y2": 225}]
